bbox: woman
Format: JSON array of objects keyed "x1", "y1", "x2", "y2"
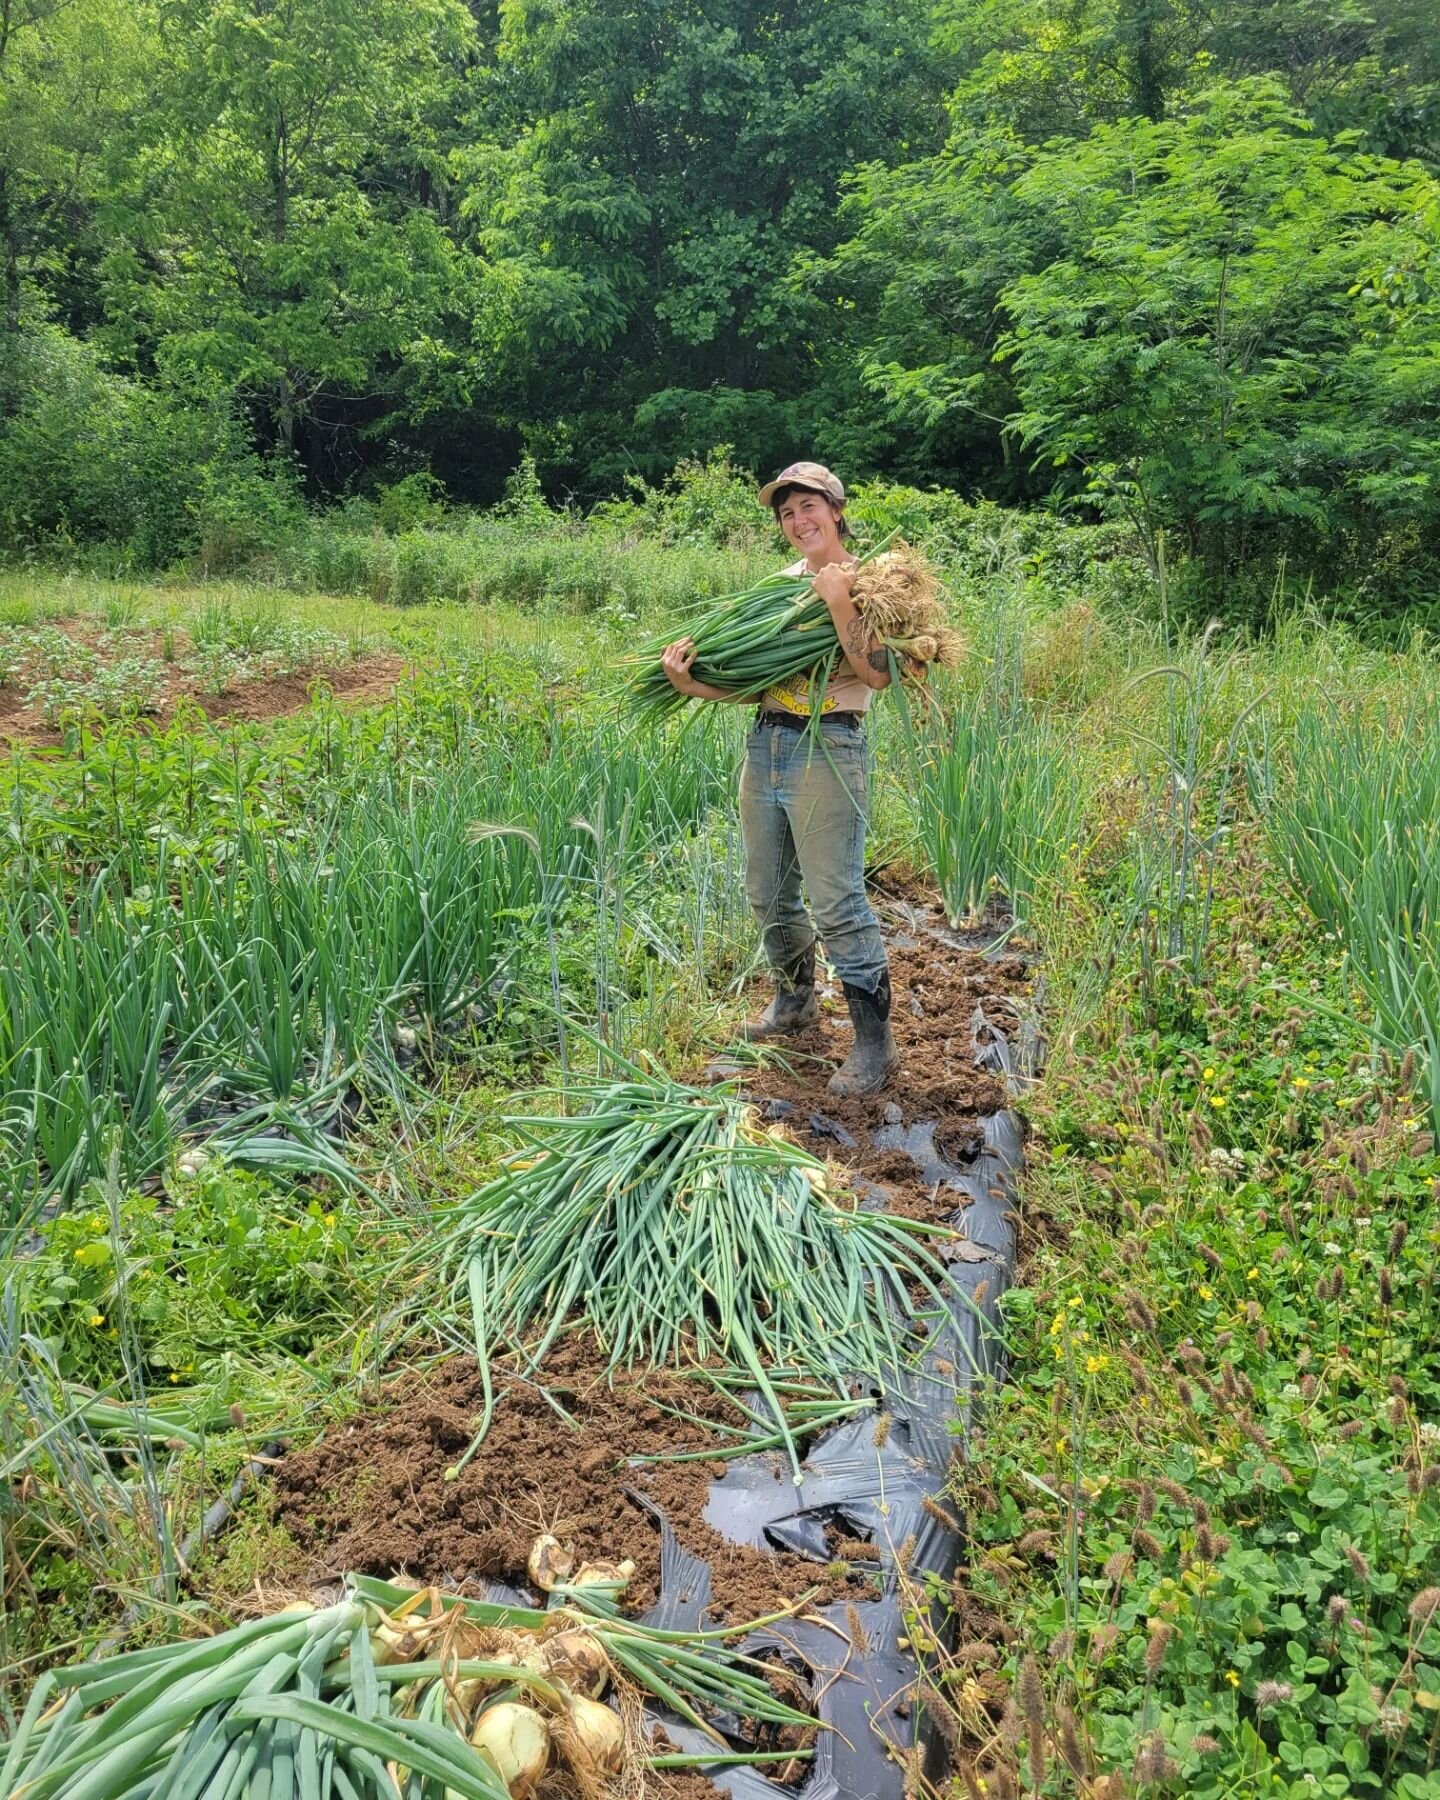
[{"x1": 661, "y1": 460, "x2": 898, "y2": 1096}]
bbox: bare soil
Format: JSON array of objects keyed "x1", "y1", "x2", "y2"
[{"x1": 270, "y1": 1336, "x2": 867, "y2": 1626}]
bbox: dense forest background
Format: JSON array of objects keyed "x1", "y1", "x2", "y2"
[{"x1": 2, "y1": 0, "x2": 1438, "y2": 614}]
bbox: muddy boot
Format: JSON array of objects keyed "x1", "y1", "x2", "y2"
[
  {"x1": 740, "y1": 945, "x2": 820, "y2": 1041},
  {"x1": 828, "y1": 973, "x2": 899, "y2": 1096}
]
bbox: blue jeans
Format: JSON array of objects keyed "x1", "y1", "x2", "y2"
[{"x1": 738, "y1": 717, "x2": 889, "y2": 994}]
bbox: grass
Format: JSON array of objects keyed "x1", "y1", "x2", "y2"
[{"x1": 2, "y1": 529, "x2": 1439, "y2": 1797}]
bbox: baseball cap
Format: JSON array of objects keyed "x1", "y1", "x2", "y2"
[{"x1": 757, "y1": 461, "x2": 845, "y2": 509}]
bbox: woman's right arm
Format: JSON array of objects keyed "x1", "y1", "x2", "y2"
[{"x1": 661, "y1": 638, "x2": 750, "y2": 703}]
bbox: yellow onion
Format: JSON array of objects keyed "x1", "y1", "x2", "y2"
[
  {"x1": 558, "y1": 1693, "x2": 625, "y2": 1781},
  {"x1": 527, "y1": 1534, "x2": 574, "y2": 1593},
  {"x1": 570, "y1": 1558, "x2": 635, "y2": 1591},
  {"x1": 371, "y1": 1620, "x2": 428, "y2": 1666},
  {"x1": 539, "y1": 1629, "x2": 610, "y2": 1699},
  {"x1": 470, "y1": 1701, "x2": 551, "y2": 1798}
]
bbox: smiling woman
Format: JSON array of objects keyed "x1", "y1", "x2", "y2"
[{"x1": 659, "y1": 460, "x2": 901, "y2": 1097}]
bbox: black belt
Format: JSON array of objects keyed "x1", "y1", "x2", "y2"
[{"x1": 755, "y1": 708, "x2": 862, "y2": 730}]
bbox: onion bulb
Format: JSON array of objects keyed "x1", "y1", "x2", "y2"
[
  {"x1": 371, "y1": 1620, "x2": 426, "y2": 1666},
  {"x1": 539, "y1": 1629, "x2": 610, "y2": 1699},
  {"x1": 527, "y1": 1533, "x2": 574, "y2": 1593},
  {"x1": 470, "y1": 1702, "x2": 551, "y2": 1798},
  {"x1": 558, "y1": 1693, "x2": 625, "y2": 1780},
  {"x1": 571, "y1": 1558, "x2": 635, "y2": 1591}
]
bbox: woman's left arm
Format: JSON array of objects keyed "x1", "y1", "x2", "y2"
[{"x1": 812, "y1": 564, "x2": 891, "y2": 690}]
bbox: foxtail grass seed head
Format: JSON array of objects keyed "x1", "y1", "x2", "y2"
[
  {"x1": 872, "y1": 1412, "x2": 893, "y2": 1448},
  {"x1": 1408, "y1": 1587, "x2": 1440, "y2": 1629},
  {"x1": 1125, "y1": 1294, "x2": 1157, "y2": 1333},
  {"x1": 919, "y1": 1684, "x2": 962, "y2": 1755},
  {"x1": 1058, "y1": 1702, "x2": 1087, "y2": 1777},
  {"x1": 1132, "y1": 1526, "x2": 1167, "y2": 1563},
  {"x1": 923, "y1": 1495, "x2": 959, "y2": 1531},
  {"x1": 847, "y1": 1605, "x2": 871, "y2": 1656},
  {"x1": 1133, "y1": 1729, "x2": 1173, "y2": 1784}
]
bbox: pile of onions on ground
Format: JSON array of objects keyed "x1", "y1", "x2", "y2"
[
  {"x1": 0, "y1": 1571, "x2": 817, "y2": 1800},
  {"x1": 624, "y1": 538, "x2": 964, "y2": 722}
]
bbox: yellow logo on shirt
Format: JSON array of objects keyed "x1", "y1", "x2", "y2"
[{"x1": 761, "y1": 680, "x2": 838, "y2": 717}]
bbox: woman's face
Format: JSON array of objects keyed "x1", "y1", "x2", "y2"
[{"x1": 776, "y1": 489, "x2": 844, "y2": 561}]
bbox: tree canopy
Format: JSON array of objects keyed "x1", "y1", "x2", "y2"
[{"x1": 2, "y1": 0, "x2": 1438, "y2": 607}]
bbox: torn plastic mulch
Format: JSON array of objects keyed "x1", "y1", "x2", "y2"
[{"x1": 625, "y1": 947, "x2": 1039, "y2": 1799}]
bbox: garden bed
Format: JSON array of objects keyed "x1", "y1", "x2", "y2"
[{"x1": 0, "y1": 616, "x2": 407, "y2": 744}]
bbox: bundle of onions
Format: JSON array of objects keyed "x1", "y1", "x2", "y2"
[{"x1": 624, "y1": 538, "x2": 962, "y2": 723}]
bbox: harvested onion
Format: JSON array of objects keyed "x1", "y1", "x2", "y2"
[
  {"x1": 559, "y1": 1693, "x2": 625, "y2": 1780},
  {"x1": 570, "y1": 1558, "x2": 635, "y2": 1591},
  {"x1": 470, "y1": 1702, "x2": 550, "y2": 1798},
  {"x1": 539, "y1": 1628, "x2": 609, "y2": 1699},
  {"x1": 527, "y1": 1534, "x2": 574, "y2": 1593}
]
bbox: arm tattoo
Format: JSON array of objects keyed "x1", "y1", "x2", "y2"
[{"x1": 843, "y1": 612, "x2": 888, "y2": 676}]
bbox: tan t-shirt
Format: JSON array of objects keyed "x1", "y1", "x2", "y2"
[{"x1": 760, "y1": 559, "x2": 875, "y2": 717}]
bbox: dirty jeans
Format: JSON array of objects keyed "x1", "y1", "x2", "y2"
[{"x1": 738, "y1": 716, "x2": 889, "y2": 995}]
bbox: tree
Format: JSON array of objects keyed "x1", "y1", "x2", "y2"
[
  {"x1": 451, "y1": 0, "x2": 948, "y2": 490},
  {"x1": 0, "y1": 0, "x2": 147, "y2": 332},
  {"x1": 998, "y1": 81, "x2": 1440, "y2": 596},
  {"x1": 101, "y1": 0, "x2": 480, "y2": 479}
]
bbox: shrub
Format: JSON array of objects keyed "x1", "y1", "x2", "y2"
[{"x1": 0, "y1": 325, "x2": 299, "y2": 570}]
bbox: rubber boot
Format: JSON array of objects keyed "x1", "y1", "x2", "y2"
[
  {"x1": 828, "y1": 973, "x2": 899, "y2": 1096},
  {"x1": 740, "y1": 944, "x2": 820, "y2": 1041}
]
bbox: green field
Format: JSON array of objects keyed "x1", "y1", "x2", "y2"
[{"x1": 2, "y1": 517, "x2": 1438, "y2": 1799}]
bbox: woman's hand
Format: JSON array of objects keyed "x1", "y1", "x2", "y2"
[
  {"x1": 661, "y1": 637, "x2": 705, "y2": 696},
  {"x1": 811, "y1": 563, "x2": 856, "y2": 607}
]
